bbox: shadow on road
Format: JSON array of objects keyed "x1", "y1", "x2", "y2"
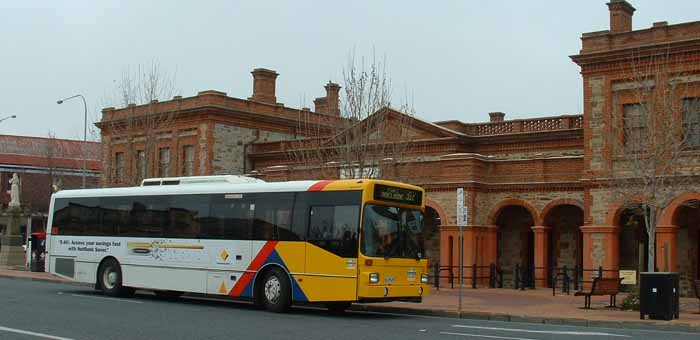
[{"x1": 61, "y1": 288, "x2": 407, "y2": 320}]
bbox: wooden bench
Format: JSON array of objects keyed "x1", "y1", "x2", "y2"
[
  {"x1": 693, "y1": 280, "x2": 700, "y2": 314},
  {"x1": 574, "y1": 277, "x2": 623, "y2": 309}
]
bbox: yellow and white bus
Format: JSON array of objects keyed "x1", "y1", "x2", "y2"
[{"x1": 47, "y1": 176, "x2": 429, "y2": 312}]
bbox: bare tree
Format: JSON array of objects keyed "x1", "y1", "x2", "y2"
[
  {"x1": 609, "y1": 48, "x2": 700, "y2": 272},
  {"x1": 98, "y1": 60, "x2": 180, "y2": 186},
  {"x1": 289, "y1": 50, "x2": 417, "y2": 181},
  {"x1": 43, "y1": 131, "x2": 62, "y2": 194}
]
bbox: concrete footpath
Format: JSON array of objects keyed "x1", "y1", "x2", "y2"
[{"x1": 2, "y1": 268, "x2": 700, "y2": 333}]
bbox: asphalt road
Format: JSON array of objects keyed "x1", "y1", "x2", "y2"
[{"x1": 0, "y1": 277, "x2": 696, "y2": 340}]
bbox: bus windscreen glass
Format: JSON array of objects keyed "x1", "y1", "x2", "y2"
[{"x1": 361, "y1": 204, "x2": 424, "y2": 259}]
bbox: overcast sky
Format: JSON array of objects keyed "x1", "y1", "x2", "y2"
[{"x1": 2, "y1": 0, "x2": 699, "y2": 140}]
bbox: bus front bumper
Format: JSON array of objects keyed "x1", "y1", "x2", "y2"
[{"x1": 357, "y1": 284, "x2": 429, "y2": 303}]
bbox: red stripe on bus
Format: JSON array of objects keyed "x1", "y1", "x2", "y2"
[
  {"x1": 307, "y1": 180, "x2": 334, "y2": 192},
  {"x1": 229, "y1": 241, "x2": 279, "y2": 297}
]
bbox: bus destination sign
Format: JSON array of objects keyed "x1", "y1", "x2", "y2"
[{"x1": 373, "y1": 184, "x2": 422, "y2": 206}]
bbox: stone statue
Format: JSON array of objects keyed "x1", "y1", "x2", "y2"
[
  {"x1": 8, "y1": 173, "x2": 20, "y2": 208},
  {"x1": 52, "y1": 177, "x2": 62, "y2": 193}
]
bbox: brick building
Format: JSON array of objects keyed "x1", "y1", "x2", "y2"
[
  {"x1": 571, "y1": 0, "x2": 700, "y2": 293},
  {"x1": 0, "y1": 134, "x2": 101, "y2": 237},
  {"x1": 98, "y1": 1, "x2": 700, "y2": 294},
  {"x1": 97, "y1": 68, "x2": 347, "y2": 187}
]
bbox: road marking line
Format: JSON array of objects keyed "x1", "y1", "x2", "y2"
[
  {"x1": 439, "y1": 331, "x2": 535, "y2": 340},
  {"x1": 451, "y1": 325, "x2": 631, "y2": 337},
  {"x1": 66, "y1": 293, "x2": 143, "y2": 304},
  {"x1": 0, "y1": 326, "x2": 77, "y2": 340}
]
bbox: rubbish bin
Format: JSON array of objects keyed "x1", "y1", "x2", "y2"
[
  {"x1": 30, "y1": 232, "x2": 46, "y2": 272},
  {"x1": 639, "y1": 272, "x2": 679, "y2": 320}
]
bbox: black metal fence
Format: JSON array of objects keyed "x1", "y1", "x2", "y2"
[
  {"x1": 431, "y1": 263, "x2": 504, "y2": 290},
  {"x1": 430, "y1": 262, "x2": 620, "y2": 294}
]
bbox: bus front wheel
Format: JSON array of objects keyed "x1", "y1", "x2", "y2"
[
  {"x1": 98, "y1": 258, "x2": 130, "y2": 297},
  {"x1": 260, "y1": 267, "x2": 291, "y2": 313}
]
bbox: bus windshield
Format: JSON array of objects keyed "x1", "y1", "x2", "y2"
[{"x1": 360, "y1": 204, "x2": 424, "y2": 259}]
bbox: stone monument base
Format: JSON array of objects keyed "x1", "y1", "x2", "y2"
[{"x1": 0, "y1": 235, "x2": 27, "y2": 269}]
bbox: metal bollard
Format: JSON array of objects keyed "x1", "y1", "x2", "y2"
[
  {"x1": 434, "y1": 262, "x2": 440, "y2": 290},
  {"x1": 562, "y1": 265, "x2": 569, "y2": 294},
  {"x1": 472, "y1": 263, "x2": 477, "y2": 289}
]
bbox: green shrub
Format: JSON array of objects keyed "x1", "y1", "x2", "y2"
[{"x1": 620, "y1": 287, "x2": 640, "y2": 311}]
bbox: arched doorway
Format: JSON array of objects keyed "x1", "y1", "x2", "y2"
[
  {"x1": 674, "y1": 200, "x2": 700, "y2": 295},
  {"x1": 422, "y1": 206, "x2": 441, "y2": 264},
  {"x1": 496, "y1": 205, "x2": 535, "y2": 287},
  {"x1": 543, "y1": 204, "x2": 584, "y2": 286},
  {"x1": 618, "y1": 206, "x2": 650, "y2": 274}
]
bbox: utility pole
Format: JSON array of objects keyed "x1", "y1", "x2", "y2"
[
  {"x1": 456, "y1": 187, "x2": 467, "y2": 315},
  {"x1": 57, "y1": 94, "x2": 88, "y2": 188}
]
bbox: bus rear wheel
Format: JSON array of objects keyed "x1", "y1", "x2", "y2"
[
  {"x1": 98, "y1": 258, "x2": 130, "y2": 297},
  {"x1": 260, "y1": 267, "x2": 291, "y2": 313}
]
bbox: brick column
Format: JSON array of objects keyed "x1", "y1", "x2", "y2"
[
  {"x1": 483, "y1": 225, "x2": 498, "y2": 268},
  {"x1": 439, "y1": 225, "x2": 457, "y2": 286},
  {"x1": 655, "y1": 225, "x2": 679, "y2": 272},
  {"x1": 438, "y1": 225, "x2": 488, "y2": 287},
  {"x1": 462, "y1": 227, "x2": 478, "y2": 286},
  {"x1": 531, "y1": 226, "x2": 550, "y2": 287},
  {"x1": 580, "y1": 225, "x2": 619, "y2": 288}
]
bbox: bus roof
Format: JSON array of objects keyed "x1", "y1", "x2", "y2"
[
  {"x1": 140, "y1": 175, "x2": 265, "y2": 186},
  {"x1": 51, "y1": 179, "x2": 423, "y2": 199}
]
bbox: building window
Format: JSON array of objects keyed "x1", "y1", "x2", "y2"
[
  {"x1": 182, "y1": 145, "x2": 195, "y2": 176},
  {"x1": 136, "y1": 150, "x2": 146, "y2": 181},
  {"x1": 682, "y1": 98, "x2": 700, "y2": 147},
  {"x1": 114, "y1": 152, "x2": 125, "y2": 183},
  {"x1": 623, "y1": 103, "x2": 647, "y2": 147},
  {"x1": 159, "y1": 148, "x2": 170, "y2": 177}
]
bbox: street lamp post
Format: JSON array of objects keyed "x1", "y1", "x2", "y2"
[
  {"x1": 57, "y1": 94, "x2": 88, "y2": 189},
  {"x1": 0, "y1": 114, "x2": 17, "y2": 125}
]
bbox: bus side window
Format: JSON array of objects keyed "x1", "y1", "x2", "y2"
[
  {"x1": 131, "y1": 196, "x2": 170, "y2": 238},
  {"x1": 253, "y1": 193, "x2": 295, "y2": 241},
  {"x1": 167, "y1": 195, "x2": 209, "y2": 239},
  {"x1": 209, "y1": 194, "x2": 253, "y2": 240},
  {"x1": 307, "y1": 204, "x2": 359, "y2": 258},
  {"x1": 52, "y1": 198, "x2": 100, "y2": 236},
  {"x1": 51, "y1": 199, "x2": 69, "y2": 235},
  {"x1": 101, "y1": 196, "x2": 132, "y2": 237},
  {"x1": 291, "y1": 193, "x2": 309, "y2": 241}
]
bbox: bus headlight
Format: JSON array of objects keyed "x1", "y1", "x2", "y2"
[
  {"x1": 369, "y1": 273, "x2": 379, "y2": 283},
  {"x1": 421, "y1": 274, "x2": 429, "y2": 284}
]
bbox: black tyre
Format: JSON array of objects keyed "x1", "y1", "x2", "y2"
[
  {"x1": 154, "y1": 290, "x2": 183, "y2": 300},
  {"x1": 97, "y1": 258, "x2": 129, "y2": 297},
  {"x1": 326, "y1": 301, "x2": 352, "y2": 314},
  {"x1": 260, "y1": 267, "x2": 291, "y2": 313}
]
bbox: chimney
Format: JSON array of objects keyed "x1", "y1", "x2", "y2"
[
  {"x1": 313, "y1": 97, "x2": 328, "y2": 114},
  {"x1": 489, "y1": 112, "x2": 506, "y2": 122},
  {"x1": 250, "y1": 68, "x2": 278, "y2": 104},
  {"x1": 607, "y1": 0, "x2": 635, "y2": 33},
  {"x1": 324, "y1": 82, "x2": 341, "y2": 115}
]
